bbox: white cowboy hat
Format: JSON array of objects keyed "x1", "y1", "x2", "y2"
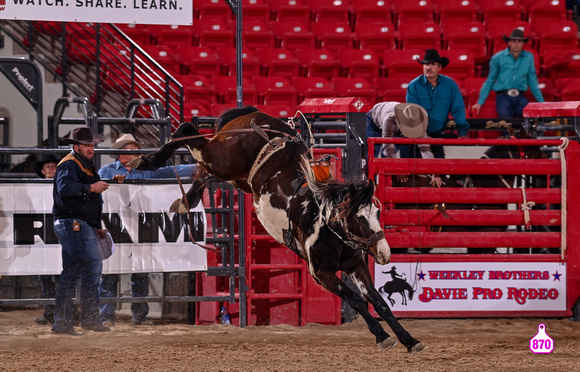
[
  {"x1": 111, "y1": 133, "x2": 145, "y2": 149},
  {"x1": 394, "y1": 103, "x2": 429, "y2": 138}
]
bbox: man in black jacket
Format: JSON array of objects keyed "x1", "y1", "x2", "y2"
[{"x1": 51, "y1": 127, "x2": 110, "y2": 335}]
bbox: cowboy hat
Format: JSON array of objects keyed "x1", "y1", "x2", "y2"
[
  {"x1": 416, "y1": 49, "x2": 450, "y2": 68},
  {"x1": 34, "y1": 154, "x2": 59, "y2": 178},
  {"x1": 394, "y1": 103, "x2": 429, "y2": 139},
  {"x1": 111, "y1": 133, "x2": 145, "y2": 149},
  {"x1": 502, "y1": 28, "x2": 530, "y2": 43},
  {"x1": 62, "y1": 127, "x2": 104, "y2": 145}
]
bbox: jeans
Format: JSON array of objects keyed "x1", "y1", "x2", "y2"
[
  {"x1": 495, "y1": 92, "x2": 529, "y2": 119},
  {"x1": 426, "y1": 131, "x2": 447, "y2": 159},
  {"x1": 38, "y1": 275, "x2": 57, "y2": 320},
  {"x1": 52, "y1": 219, "x2": 102, "y2": 331},
  {"x1": 100, "y1": 273, "x2": 150, "y2": 322}
]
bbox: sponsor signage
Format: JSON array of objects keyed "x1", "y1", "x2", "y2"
[
  {"x1": 0, "y1": 183, "x2": 208, "y2": 275},
  {"x1": 0, "y1": 0, "x2": 193, "y2": 25},
  {"x1": 375, "y1": 261, "x2": 566, "y2": 312}
]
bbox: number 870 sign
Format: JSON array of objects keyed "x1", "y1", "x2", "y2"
[{"x1": 529, "y1": 324, "x2": 554, "y2": 354}]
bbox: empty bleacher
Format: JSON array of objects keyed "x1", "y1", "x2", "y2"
[{"x1": 111, "y1": 0, "x2": 579, "y2": 118}]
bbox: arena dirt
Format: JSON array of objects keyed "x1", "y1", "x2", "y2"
[{"x1": 0, "y1": 309, "x2": 578, "y2": 371}]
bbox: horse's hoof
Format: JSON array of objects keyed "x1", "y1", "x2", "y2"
[
  {"x1": 408, "y1": 343, "x2": 427, "y2": 355},
  {"x1": 126, "y1": 157, "x2": 141, "y2": 168},
  {"x1": 169, "y1": 198, "x2": 187, "y2": 214},
  {"x1": 377, "y1": 337, "x2": 398, "y2": 351}
]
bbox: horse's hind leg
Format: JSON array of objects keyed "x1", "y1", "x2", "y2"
[
  {"x1": 348, "y1": 265, "x2": 425, "y2": 355},
  {"x1": 315, "y1": 270, "x2": 397, "y2": 351}
]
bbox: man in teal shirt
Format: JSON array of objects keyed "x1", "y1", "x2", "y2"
[
  {"x1": 472, "y1": 29, "x2": 544, "y2": 118},
  {"x1": 406, "y1": 49, "x2": 469, "y2": 158}
]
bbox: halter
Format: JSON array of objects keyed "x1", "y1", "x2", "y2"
[{"x1": 344, "y1": 228, "x2": 386, "y2": 251}]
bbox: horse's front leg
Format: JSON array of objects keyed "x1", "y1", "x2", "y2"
[
  {"x1": 128, "y1": 141, "x2": 182, "y2": 171},
  {"x1": 348, "y1": 265, "x2": 425, "y2": 355},
  {"x1": 314, "y1": 270, "x2": 398, "y2": 352}
]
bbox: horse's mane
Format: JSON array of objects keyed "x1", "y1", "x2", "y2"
[
  {"x1": 301, "y1": 156, "x2": 373, "y2": 220},
  {"x1": 215, "y1": 106, "x2": 259, "y2": 132},
  {"x1": 482, "y1": 128, "x2": 544, "y2": 160}
]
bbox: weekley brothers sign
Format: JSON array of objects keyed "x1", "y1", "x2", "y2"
[
  {"x1": 0, "y1": 0, "x2": 193, "y2": 25},
  {"x1": 0, "y1": 182, "x2": 207, "y2": 275},
  {"x1": 375, "y1": 260, "x2": 567, "y2": 314}
]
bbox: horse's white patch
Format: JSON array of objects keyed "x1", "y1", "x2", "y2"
[
  {"x1": 253, "y1": 192, "x2": 291, "y2": 244},
  {"x1": 350, "y1": 275, "x2": 368, "y2": 297},
  {"x1": 357, "y1": 204, "x2": 391, "y2": 265}
]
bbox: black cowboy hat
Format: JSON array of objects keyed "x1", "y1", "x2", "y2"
[
  {"x1": 35, "y1": 154, "x2": 59, "y2": 178},
  {"x1": 416, "y1": 49, "x2": 450, "y2": 68},
  {"x1": 62, "y1": 127, "x2": 104, "y2": 145},
  {"x1": 502, "y1": 28, "x2": 530, "y2": 43}
]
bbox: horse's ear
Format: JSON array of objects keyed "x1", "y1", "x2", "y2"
[
  {"x1": 519, "y1": 127, "x2": 528, "y2": 139},
  {"x1": 366, "y1": 179, "x2": 376, "y2": 194},
  {"x1": 507, "y1": 126, "x2": 516, "y2": 136},
  {"x1": 348, "y1": 183, "x2": 357, "y2": 197}
]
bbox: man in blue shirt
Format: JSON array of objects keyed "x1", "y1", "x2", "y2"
[
  {"x1": 99, "y1": 133, "x2": 197, "y2": 326},
  {"x1": 406, "y1": 49, "x2": 469, "y2": 158},
  {"x1": 472, "y1": 29, "x2": 544, "y2": 119}
]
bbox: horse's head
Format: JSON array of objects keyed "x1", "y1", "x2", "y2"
[
  {"x1": 321, "y1": 179, "x2": 391, "y2": 265},
  {"x1": 485, "y1": 128, "x2": 546, "y2": 160}
]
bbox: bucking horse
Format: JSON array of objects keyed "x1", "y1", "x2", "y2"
[{"x1": 128, "y1": 106, "x2": 425, "y2": 354}]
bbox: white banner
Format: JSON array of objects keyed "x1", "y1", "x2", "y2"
[
  {"x1": 0, "y1": 182, "x2": 207, "y2": 275},
  {"x1": 0, "y1": 0, "x2": 194, "y2": 25},
  {"x1": 374, "y1": 261, "x2": 567, "y2": 312}
]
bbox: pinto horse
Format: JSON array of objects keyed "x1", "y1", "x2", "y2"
[{"x1": 129, "y1": 106, "x2": 425, "y2": 354}]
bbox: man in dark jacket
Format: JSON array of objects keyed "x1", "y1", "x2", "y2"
[{"x1": 51, "y1": 127, "x2": 110, "y2": 335}]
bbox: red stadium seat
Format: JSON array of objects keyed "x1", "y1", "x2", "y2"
[
  {"x1": 242, "y1": 0, "x2": 272, "y2": 23},
  {"x1": 184, "y1": 102, "x2": 212, "y2": 118},
  {"x1": 331, "y1": 77, "x2": 377, "y2": 105},
  {"x1": 527, "y1": 0, "x2": 567, "y2": 24},
  {"x1": 179, "y1": 74, "x2": 217, "y2": 108},
  {"x1": 115, "y1": 24, "x2": 152, "y2": 46},
  {"x1": 436, "y1": 0, "x2": 478, "y2": 24},
  {"x1": 216, "y1": 47, "x2": 260, "y2": 77},
  {"x1": 192, "y1": 19, "x2": 234, "y2": 48},
  {"x1": 252, "y1": 76, "x2": 298, "y2": 106},
  {"x1": 355, "y1": 22, "x2": 397, "y2": 53},
  {"x1": 177, "y1": 46, "x2": 220, "y2": 76},
  {"x1": 351, "y1": 0, "x2": 393, "y2": 26},
  {"x1": 256, "y1": 48, "x2": 300, "y2": 78},
  {"x1": 210, "y1": 103, "x2": 237, "y2": 117},
  {"x1": 464, "y1": 77, "x2": 497, "y2": 118},
  {"x1": 543, "y1": 49, "x2": 580, "y2": 80},
  {"x1": 311, "y1": 0, "x2": 350, "y2": 23},
  {"x1": 271, "y1": 0, "x2": 311, "y2": 24},
  {"x1": 555, "y1": 77, "x2": 580, "y2": 101},
  {"x1": 292, "y1": 77, "x2": 336, "y2": 102},
  {"x1": 242, "y1": 21, "x2": 275, "y2": 50},
  {"x1": 213, "y1": 75, "x2": 259, "y2": 105},
  {"x1": 534, "y1": 21, "x2": 578, "y2": 57},
  {"x1": 196, "y1": 0, "x2": 232, "y2": 22},
  {"x1": 392, "y1": 0, "x2": 435, "y2": 27},
  {"x1": 374, "y1": 77, "x2": 410, "y2": 102},
  {"x1": 382, "y1": 49, "x2": 424, "y2": 79},
  {"x1": 295, "y1": 48, "x2": 340, "y2": 79},
  {"x1": 440, "y1": 50, "x2": 476, "y2": 84},
  {"x1": 151, "y1": 25, "x2": 193, "y2": 47},
  {"x1": 398, "y1": 22, "x2": 442, "y2": 50},
  {"x1": 255, "y1": 104, "x2": 294, "y2": 118},
  {"x1": 271, "y1": 21, "x2": 315, "y2": 50},
  {"x1": 480, "y1": 0, "x2": 522, "y2": 24},
  {"x1": 337, "y1": 49, "x2": 381, "y2": 80},
  {"x1": 443, "y1": 22, "x2": 488, "y2": 65},
  {"x1": 311, "y1": 21, "x2": 356, "y2": 51},
  {"x1": 142, "y1": 45, "x2": 180, "y2": 75},
  {"x1": 525, "y1": 77, "x2": 557, "y2": 102}
]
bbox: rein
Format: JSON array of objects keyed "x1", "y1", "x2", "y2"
[{"x1": 169, "y1": 158, "x2": 219, "y2": 253}]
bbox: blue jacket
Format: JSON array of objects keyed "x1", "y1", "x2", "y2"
[{"x1": 98, "y1": 160, "x2": 196, "y2": 180}]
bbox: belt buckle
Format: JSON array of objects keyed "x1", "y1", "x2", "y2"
[{"x1": 507, "y1": 88, "x2": 519, "y2": 97}]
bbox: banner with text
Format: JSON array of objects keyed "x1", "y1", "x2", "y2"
[
  {"x1": 374, "y1": 261, "x2": 566, "y2": 312},
  {"x1": 0, "y1": 0, "x2": 193, "y2": 25},
  {"x1": 0, "y1": 182, "x2": 207, "y2": 275}
]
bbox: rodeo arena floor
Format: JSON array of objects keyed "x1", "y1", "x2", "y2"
[{"x1": 0, "y1": 309, "x2": 578, "y2": 371}]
